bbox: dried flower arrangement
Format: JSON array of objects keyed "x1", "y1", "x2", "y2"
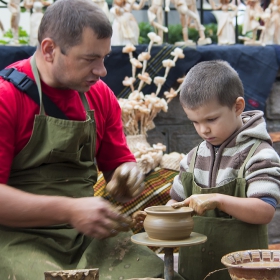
[
  {"x1": 119, "y1": 32, "x2": 185, "y2": 136},
  {"x1": 118, "y1": 32, "x2": 186, "y2": 173}
]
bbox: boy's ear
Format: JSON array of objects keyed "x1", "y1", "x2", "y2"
[{"x1": 235, "y1": 97, "x2": 245, "y2": 116}]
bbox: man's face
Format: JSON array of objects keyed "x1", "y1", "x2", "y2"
[
  {"x1": 51, "y1": 27, "x2": 111, "y2": 92},
  {"x1": 183, "y1": 99, "x2": 243, "y2": 146}
]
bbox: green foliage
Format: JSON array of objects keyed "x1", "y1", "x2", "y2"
[
  {"x1": 1, "y1": 27, "x2": 29, "y2": 45},
  {"x1": 138, "y1": 22, "x2": 154, "y2": 44},
  {"x1": 204, "y1": 23, "x2": 217, "y2": 44},
  {"x1": 237, "y1": 24, "x2": 245, "y2": 44},
  {"x1": 166, "y1": 24, "x2": 183, "y2": 44}
]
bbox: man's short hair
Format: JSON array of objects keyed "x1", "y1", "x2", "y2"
[
  {"x1": 38, "y1": 0, "x2": 112, "y2": 53},
  {"x1": 180, "y1": 60, "x2": 244, "y2": 109}
]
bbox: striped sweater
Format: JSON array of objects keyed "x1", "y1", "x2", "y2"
[{"x1": 170, "y1": 110, "x2": 280, "y2": 203}]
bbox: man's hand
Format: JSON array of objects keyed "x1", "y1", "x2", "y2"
[
  {"x1": 171, "y1": 194, "x2": 219, "y2": 216},
  {"x1": 106, "y1": 162, "x2": 145, "y2": 203},
  {"x1": 69, "y1": 196, "x2": 132, "y2": 239}
]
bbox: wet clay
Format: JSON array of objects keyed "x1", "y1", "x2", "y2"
[
  {"x1": 143, "y1": 206, "x2": 194, "y2": 240},
  {"x1": 44, "y1": 269, "x2": 99, "y2": 280}
]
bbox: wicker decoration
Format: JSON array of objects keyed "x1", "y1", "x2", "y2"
[{"x1": 159, "y1": 152, "x2": 185, "y2": 171}]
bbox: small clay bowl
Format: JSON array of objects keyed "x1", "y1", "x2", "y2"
[
  {"x1": 143, "y1": 205, "x2": 194, "y2": 240},
  {"x1": 221, "y1": 249, "x2": 280, "y2": 280}
]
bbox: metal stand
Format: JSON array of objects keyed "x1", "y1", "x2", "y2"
[
  {"x1": 164, "y1": 247, "x2": 174, "y2": 280},
  {"x1": 131, "y1": 232, "x2": 207, "y2": 280}
]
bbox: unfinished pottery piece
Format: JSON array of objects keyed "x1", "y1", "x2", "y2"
[
  {"x1": 221, "y1": 250, "x2": 280, "y2": 280},
  {"x1": 44, "y1": 268, "x2": 99, "y2": 280},
  {"x1": 143, "y1": 205, "x2": 194, "y2": 240}
]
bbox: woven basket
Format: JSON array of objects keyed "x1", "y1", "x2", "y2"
[{"x1": 126, "y1": 134, "x2": 151, "y2": 153}]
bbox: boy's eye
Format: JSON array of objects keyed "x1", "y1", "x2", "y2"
[{"x1": 208, "y1": 118, "x2": 217, "y2": 122}]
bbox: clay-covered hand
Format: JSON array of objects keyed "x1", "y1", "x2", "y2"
[
  {"x1": 131, "y1": 210, "x2": 147, "y2": 229},
  {"x1": 106, "y1": 162, "x2": 145, "y2": 203},
  {"x1": 171, "y1": 194, "x2": 219, "y2": 216},
  {"x1": 69, "y1": 196, "x2": 132, "y2": 239}
]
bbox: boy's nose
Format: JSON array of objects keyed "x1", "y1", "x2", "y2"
[{"x1": 200, "y1": 125, "x2": 210, "y2": 134}]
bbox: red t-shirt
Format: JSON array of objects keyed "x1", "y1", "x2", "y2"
[{"x1": 0, "y1": 57, "x2": 135, "y2": 184}]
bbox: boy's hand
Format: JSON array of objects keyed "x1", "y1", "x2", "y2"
[
  {"x1": 131, "y1": 210, "x2": 147, "y2": 229},
  {"x1": 171, "y1": 194, "x2": 219, "y2": 215}
]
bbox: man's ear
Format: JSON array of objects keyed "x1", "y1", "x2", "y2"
[
  {"x1": 235, "y1": 97, "x2": 245, "y2": 116},
  {"x1": 40, "y1": 38, "x2": 56, "y2": 62}
]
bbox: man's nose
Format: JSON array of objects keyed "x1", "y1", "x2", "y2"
[{"x1": 93, "y1": 61, "x2": 107, "y2": 77}]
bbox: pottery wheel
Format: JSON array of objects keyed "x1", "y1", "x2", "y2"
[{"x1": 131, "y1": 232, "x2": 207, "y2": 248}]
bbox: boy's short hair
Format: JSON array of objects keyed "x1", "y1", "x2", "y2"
[
  {"x1": 180, "y1": 60, "x2": 244, "y2": 109},
  {"x1": 38, "y1": 0, "x2": 112, "y2": 54}
]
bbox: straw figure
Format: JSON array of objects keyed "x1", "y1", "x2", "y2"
[
  {"x1": 260, "y1": 0, "x2": 280, "y2": 44},
  {"x1": 110, "y1": 0, "x2": 147, "y2": 45},
  {"x1": 8, "y1": 0, "x2": 21, "y2": 44},
  {"x1": 239, "y1": 0, "x2": 264, "y2": 45},
  {"x1": 0, "y1": 19, "x2": 5, "y2": 36},
  {"x1": 93, "y1": 0, "x2": 111, "y2": 20},
  {"x1": 147, "y1": 0, "x2": 169, "y2": 41},
  {"x1": 210, "y1": 0, "x2": 238, "y2": 45},
  {"x1": 29, "y1": 0, "x2": 44, "y2": 46},
  {"x1": 169, "y1": 0, "x2": 212, "y2": 45}
]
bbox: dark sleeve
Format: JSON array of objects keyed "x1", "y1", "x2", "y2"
[{"x1": 260, "y1": 197, "x2": 278, "y2": 209}]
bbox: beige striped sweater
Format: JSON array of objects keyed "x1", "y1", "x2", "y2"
[{"x1": 170, "y1": 110, "x2": 280, "y2": 203}]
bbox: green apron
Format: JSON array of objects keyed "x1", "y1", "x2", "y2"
[
  {"x1": 0, "y1": 57, "x2": 169, "y2": 280},
  {"x1": 178, "y1": 140, "x2": 268, "y2": 280}
]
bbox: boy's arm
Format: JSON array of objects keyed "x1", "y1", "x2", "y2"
[{"x1": 176, "y1": 193, "x2": 275, "y2": 224}]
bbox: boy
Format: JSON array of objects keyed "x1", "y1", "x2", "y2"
[{"x1": 169, "y1": 60, "x2": 280, "y2": 280}]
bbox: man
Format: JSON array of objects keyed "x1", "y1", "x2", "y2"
[{"x1": 0, "y1": 0, "x2": 174, "y2": 279}]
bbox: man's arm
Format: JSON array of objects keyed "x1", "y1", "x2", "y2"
[{"x1": 0, "y1": 183, "x2": 131, "y2": 238}]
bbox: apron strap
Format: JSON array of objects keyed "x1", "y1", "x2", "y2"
[
  {"x1": 238, "y1": 140, "x2": 261, "y2": 178},
  {"x1": 79, "y1": 92, "x2": 90, "y2": 111},
  {"x1": 189, "y1": 145, "x2": 199, "y2": 173},
  {"x1": 30, "y1": 55, "x2": 45, "y2": 116}
]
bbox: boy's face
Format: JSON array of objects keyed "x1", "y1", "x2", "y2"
[{"x1": 183, "y1": 98, "x2": 244, "y2": 146}]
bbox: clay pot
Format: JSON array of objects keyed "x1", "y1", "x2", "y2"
[
  {"x1": 143, "y1": 205, "x2": 194, "y2": 240},
  {"x1": 221, "y1": 250, "x2": 280, "y2": 280}
]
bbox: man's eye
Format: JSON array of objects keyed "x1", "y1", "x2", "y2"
[{"x1": 85, "y1": 58, "x2": 95, "y2": 62}]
